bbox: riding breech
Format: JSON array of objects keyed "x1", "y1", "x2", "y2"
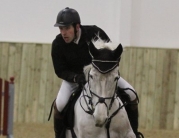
[
  {"x1": 56, "y1": 80, "x2": 79, "y2": 112},
  {"x1": 56, "y1": 77, "x2": 137, "y2": 112},
  {"x1": 117, "y1": 77, "x2": 137, "y2": 101}
]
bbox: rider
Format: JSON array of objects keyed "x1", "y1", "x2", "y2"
[{"x1": 51, "y1": 7, "x2": 142, "y2": 138}]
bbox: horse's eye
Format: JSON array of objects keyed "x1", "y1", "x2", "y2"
[
  {"x1": 114, "y1": 77, "x2": 119, "y2": 81},
  {"x1": 90, "y1": 75, "x2": 93, "y2": 79}
]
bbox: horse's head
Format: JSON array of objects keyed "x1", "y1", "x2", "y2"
[{"x1": 84, "y1": 39, "x2": 123, "y2": 127}]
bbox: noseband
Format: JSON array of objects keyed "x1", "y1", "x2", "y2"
[{"x1": 88, "y1": 74, "x2": 119, "y2": 116}]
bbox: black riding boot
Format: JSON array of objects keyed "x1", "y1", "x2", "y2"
[
  {"x1": 125, "y1": 100, "x2": 144, "y2": 138},
  {"x1": 54, "y1": 104, "x2": 65, "y2": 138}
]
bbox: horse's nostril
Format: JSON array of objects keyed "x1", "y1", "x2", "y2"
[{"x1": 95, "y1": 123, "x2": 103, "y2": 127}]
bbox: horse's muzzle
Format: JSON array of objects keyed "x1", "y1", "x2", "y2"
[
  {"x1": 94, "y1": 117, "x2": 107, "y2": 128},
  {"x1": 95, "y1": 123, "x2": 104, "y2": 127}
]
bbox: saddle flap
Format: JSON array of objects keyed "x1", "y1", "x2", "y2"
[{"x1": 61, "y1": 87, "x2": 82, "y2": 128}]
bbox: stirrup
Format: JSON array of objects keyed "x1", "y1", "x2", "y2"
[{"x1": 136, "y1": 132, "x2": 144, "y2": 138}]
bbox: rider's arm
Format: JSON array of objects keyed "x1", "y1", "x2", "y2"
[{"x1": 51, "y1": 37, "x2": 77, "y2": 82}]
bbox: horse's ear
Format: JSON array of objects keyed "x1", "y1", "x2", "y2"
[
  {"x1": 88, "y1": 41, "x2": 99, "y2": 58},
  {"x1": 113, "y1": 43, "x2": 123, "y2": 60}
]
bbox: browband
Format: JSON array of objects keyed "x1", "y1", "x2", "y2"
[
  {"x1": 92, "y1": 59, "x2": 119, "y2": 63},
  {"x1": 92, "y1": 59, "x2": 119, "y2": 74}
]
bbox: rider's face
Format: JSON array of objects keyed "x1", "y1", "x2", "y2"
[{"x1": 59, "y1": 24, "x2": 79, "y2": 43}]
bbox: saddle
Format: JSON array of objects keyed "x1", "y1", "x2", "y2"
[
  {"x1": 58, "y1": 87, "x2": 136, "y2": 138},
  {"x1": 60, "y1": 86, "x2": 82, "y2": 138},
  {"x1": 116, "y1": 87, "x2": 131, "y2": 103}
]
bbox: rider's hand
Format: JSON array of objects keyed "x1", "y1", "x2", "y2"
[{"x1": 74, "y1": 74, "x2": 86, "y2": 85}]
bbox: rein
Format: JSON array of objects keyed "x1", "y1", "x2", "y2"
[
  {"x1": 80, "y1": 58, "x2": 124, "y2": 138},
  {"x1": 79, "y1": 61, "x2": 129, "y2": 138},
  {"x1": 79, "y1": 70, "x2": 120, "y2": 116},
  {"x1": 79, "y1": 57, "x2": 136, "y2": 138},
  {"x1": 79, "y1": 86, "x2": 94, "y2": 115},
  {"x1": 79, "y1": 74, "x2": 128, "y2": 138}
]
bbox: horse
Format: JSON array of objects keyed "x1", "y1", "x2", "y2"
[{"x1": 66, "y1": 39, "x2": 136, "y2": 138}]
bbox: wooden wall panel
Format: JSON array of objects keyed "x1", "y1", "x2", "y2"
[
  {"x1": 13, "y1": 43, "x2": 23, "y2": 122},
  {"x1": 0, "y1": 42, "x2": 179, "y2": 130},
  {"x1": 146, "y1": 49, "x2": 157, "y2": 129},
  {"x1": 153, "y1": 49, "x2": 164, "y2": 129},
  {"x1": 134, "y1": 49, "x2": 144, "y2": 117},
  {"x1": 18, "y1": 44, "x2": 29, "y2": 122},
  {"x1": 31, "y1": 44, "x2": 42, "y2": 123},
  {"x1": 140, "y1": 49, "x2": 150, "y2": 129},
  {"x1": 166, "y1": 50, "x2": 177, "y2": 129},
  {"x1": 0, "y1": 43, "x2": 9, "y2": 79},
  {"x1": 174, "y1": 50, "x2": 179, "y2": 129}
]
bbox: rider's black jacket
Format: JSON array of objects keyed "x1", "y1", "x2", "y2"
[{"x1": 51, "y1": 25, "x2": 110, "y2": 82}]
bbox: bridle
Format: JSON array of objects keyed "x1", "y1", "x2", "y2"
[
  {"x1": 92, "y1": 59, "x2": 120, "y2": 74},
  {"x1": 80, "y1": 59, "x2": 119, "y2": 113},
  {"x1": 80, "y1": 68, "x2": 127, "y2": 115},
  {"x1": 79, "y1": 59, "x2": 128, "y2": 138}
]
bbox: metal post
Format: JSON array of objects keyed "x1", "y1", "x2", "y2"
[
  {"x1": 7, "y1": 77, "x2": 14, "y2": 138},
  {"x1": 0, "y1": 78, "x2": 2, "y2": 135},
  {"x1": 3, "y1": 80, "x2": 9, "y2": 136}
]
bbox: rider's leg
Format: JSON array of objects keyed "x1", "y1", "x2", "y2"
[
  {"x1": 54, "y1": 103, "x2": 64, "y2": 138},
  {"x1": 125, "y1": 99, "x2": 139, "y2": 137},
  {"x1": 54, "y1": 80, "x2": 78, "y2": 138},
  {"x1": 117, "y1": 77, "x2": 136, "y2": 101},
  {"x1": 117, "y1": 77, "x2": 143, "y2": 138}
]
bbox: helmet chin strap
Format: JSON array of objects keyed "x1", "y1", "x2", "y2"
[
  {"x1": 74, "y1": 32, "x2": 78, "y2": 42},
  {"x1": 73, "y1": 24, "x2": 81, "y2": 43},
  {"x1": 73, "y1": 24, "x2": 78, "y2": 42}
]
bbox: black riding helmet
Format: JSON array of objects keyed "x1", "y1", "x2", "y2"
[{"x1": 54, "y1": 7, "x2": 81, "y2": 27}]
